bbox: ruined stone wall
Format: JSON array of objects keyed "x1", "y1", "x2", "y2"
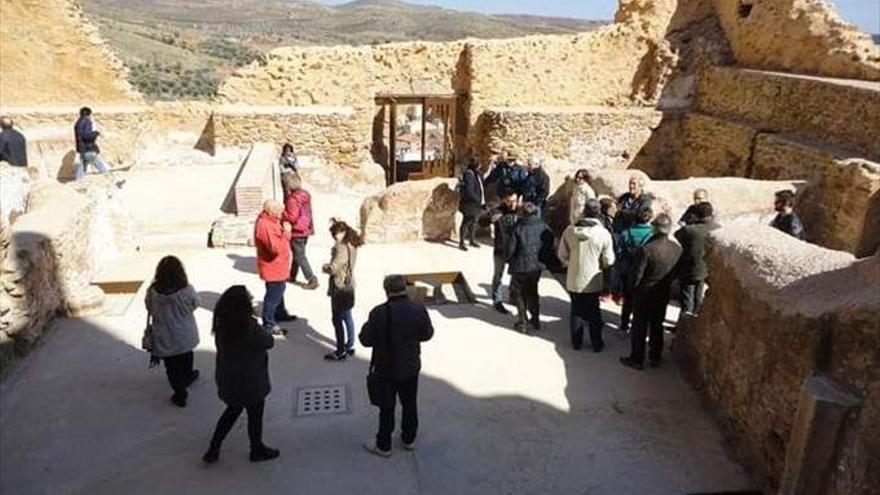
[
  {"x1": 0, "y1": 0, "x2": 140, "y2": 107},
  {"x1": 676, "y1": 226, "x2": 880, "y2": 494},
  {"x1": 713, "y1": 0, "x2": 880, "y2": 81},
  {"x1": 211, "y1": 106, "x2": 363, "y2": 166},
  {"x1": 475, "y1": 107, "x2": 662, "y2": 169}
]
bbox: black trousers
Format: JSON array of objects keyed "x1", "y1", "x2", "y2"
[
  {"x1": 569, "y1": 292, "x2": 603, "y2": 350},
  {"x1": 679, "y1": 279, "x2": 705, "y2": 315},
  {"x1": 377, "y1": 376, "x2": 419, "y2": 452},
  {"x1": 290, "y1": 238, "x2": 316, "y2": 282},
  {"x1": 629, "y1": 291, "x2": 670, "y2": 364},
  {"x1": 620, "y1": 281, "x2": 635, "y2": 332},
  {"x1": 459, "y1": 213, "x2": 477, "y2": 246},
  {"x1": 209, "y1": 399, "x2": 266, "y2": 451},
  {"x1": 512, "y1": 270, "x2": 541, "y2": 326},
  {"x1": 163, "y1": 351, "x2": 194, "y2": 400}
]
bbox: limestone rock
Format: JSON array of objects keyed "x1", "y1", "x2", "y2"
[
  {"x1": 360, "y1": 178, "x2": 459, "y2": 244},
  {"x1": 209, "y1": 215, "x2": 256, "y2": 248}
]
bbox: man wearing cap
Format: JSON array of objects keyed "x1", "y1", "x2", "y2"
[
  {"x1": 360, "y1": 275, "x2": 434, "y2": 458},
  {"x1": 485, "y1": 148, "x2": 527, "y2": 199},
  {"x1": 558, "y1": 198, "x2": 615, "y2": 352},
  {"x1": 620, "y1": 213, "x2": 682, "y2": 370}
]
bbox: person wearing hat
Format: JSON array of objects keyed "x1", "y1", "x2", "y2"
[
  {"x1": 620, "y1": 213, "x2": 682, "y2": 371},
  {"x1": 557, "y1": 199, "x2": 615, "y2": 352},
  {"x1": 360, "y1": 275, "x2": 434, "y2": 458},
  {"x1": 485, "y1": 148, "x2": 527, "y2": 198}
]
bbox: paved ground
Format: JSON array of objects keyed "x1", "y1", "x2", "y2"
[{"x1": 0, "y1": 167, "x2": 756, "y2": 495}]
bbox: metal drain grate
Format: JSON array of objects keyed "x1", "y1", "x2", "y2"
[{"x1": 294, "y1": 385, "x2": 350, "y2": 417}]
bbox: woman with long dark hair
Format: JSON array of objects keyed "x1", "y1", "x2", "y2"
[
  {"x1": 203, "y1": 285, "x2": 279, "y2": 464},
  {"x1": 145, "y1": 256, "x2": 200, "y2": 407},
  {"x1": 279, "y1": 142, "x2": 298, "y2": 175},
  {"x1": 322, "y1": 219, "x2": 364, "y2": 361}
]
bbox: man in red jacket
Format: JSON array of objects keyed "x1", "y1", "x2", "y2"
[
  {"x1": 281, "y1": 173, "x2": 319, "y2": 290},
  {"x1": 255, "y1": 199, "x2": 296, "y2": 335}
]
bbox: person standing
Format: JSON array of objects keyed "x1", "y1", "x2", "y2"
[
  {"x1": 487, "y1": 192, "x2": 519, "y2": 314},
  {"x1": 203, "y1": 286, "x2": 279, "y2": 464},
  {"x1": 254, "y1": 199, "x2": 296, "y2": 335},
  {"x1": 771, "y1": 190, "x2": 807, "y2": 241},
  {"x1": 279, "y1": 143, "x2": 298, "y2": 175},
  {"x1": 674, "y1": 202, "x2": 719, "y2": 317},
  {"x1": 0, "y1": 117, "x2": 27, "y2": 167},
  {"x1": 322, "y1": 219, "x2": 364, "y2": 361},
  {"x1": 506, "y1": 202, "x2": 551, "y2": 333},
  {"x1": 558, "y1": 199, "x2": 615, "y2": 352},
  {"x1": 360, "y1": 275, "x2": 434, "y2": 457},
  {"x1": 569, "y1": 170, "x2": 596, "y2": 225},
  {"x1": 73, "y1": 107, "x2": 115, "y2": 181},
  {"x1": 282, "y1": 173, "x2": 319, "y2": 290},
  {"x1": 614, "y1": 175, "x2": 653, "y2": 232},
  {"x1": 678, "y1": 188, "x2": 709, "y2": 226},
  {"x1": 144, "y1": 256, "x2": 200, "y2": 407},
  {"x1": 521, "y1": 156, "x2": 551, "y2": 215},
  {"x1": 616, "y1": 207, "x2": 654, "y2": 335},
  {"x1": 457, "y1": 158, "x2": 485, "y2": 251},
  {"x1": 485, "y1": 149, "x2": 527, "y2": 198},
  {"x1": 620, "y1": 214, "x2": 682, "y2": 370}
]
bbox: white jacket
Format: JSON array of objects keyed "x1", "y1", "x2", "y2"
[
  {"x1": 557, "y1": 218, "x2": 615, "y2": 294},
  {"x1": 145, "y1": 285, "x2": 200, "y2": 357},
  {"x1": 569, "y1": 182, "x2": 596, "y2": 225}
]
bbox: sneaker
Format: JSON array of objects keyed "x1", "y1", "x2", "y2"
[
  {"x1": 202, "y1": 447, "x2": 220, "y2": 464},
  {"x1": 304, "y1": 279, "x2": 320, "y2": 290},
  {"x1": 458, "y1": 244, "x2": 468, "y2": 252},
  {"x1": 469, "y1": 241, "x2": 480, "y2": 248},
  {"x1": 493, "y1": 302, "x2": 510, "y2": 315},
  {"x1": 170, "y1": 394, "x2": 187, "y2": 408},
  {"x1": 529, "y1": 318, "x2": 541, "y2": 332},
  {"x1": 270, "y1": 326, "x2": 288, "y2": 337},
  {"x1": 402, "y1": 439, "x2": 416, "y2": 451},
  {"x1": 363, "y1": 443, "x2": 392, "y2": 458},
  {"x1": 619, "y1": 356, "x2": 644, "y2": 371},
  {"x1": 513, "y1": 322, "x2": 526, "y2": 333},
  {"x1": 346, "y1": 348, "x2": 356, "y2": 357},
  {"x1": 324, "y1": 350, "x2": 348, "y2": 361},
  {"x1": 249, "y1": 445, "x2": 280, "y2": 463}
]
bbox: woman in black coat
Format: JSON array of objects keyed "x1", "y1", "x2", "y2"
[
  {"x1": 203, "y1": 285, "x2": 279, "y2": 464},
  {"x1": 458, "y1": 159, "x2": 485, "y2": 251}
]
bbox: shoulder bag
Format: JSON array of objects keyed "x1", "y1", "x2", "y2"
[
  {"x1": 334, "y1": 244, "x2": 356, "y2": 310},
  {"x1": 366, "y1": 302, "x2": 395, "y2": 408}
]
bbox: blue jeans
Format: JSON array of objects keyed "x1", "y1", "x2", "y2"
[
  {"x1": 76, "y1": 151, "x2": 110, "y2": 180},
  {"x1": 331, "y1": 309, "x2": 355, "y2": 353},
  {"x1": 491, "y1": 253, "x2": 507, "y2": 304},
  {"x1": 262, "y1": 281, "x2": 289, "y2": 331}
]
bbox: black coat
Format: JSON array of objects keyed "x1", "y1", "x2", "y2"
[
  {"x1": 614, "y1": 192, "x2": 653, "y2": 231},
  {"x1": 489, "y1": 205, "x2": 518, "y2": 257},
  {"x1": 674, "y1": 219, "x2": 720, "y2": 282},
  {"x1": 74, "y1": 116, "x2": 100, "y2": 153},
  {"x1": 506, "y1": 215, "x2": 551, "y2": 274},
  {"x1": 360, "y1": 296, "x2": 434, "y2": 382},
  {"x1": 0, "y1": 128, "x2": 27, "y2": 166},
  {"x1": 771, "y1": 212, "x2": 807, "y2": 241},
  {"x1": 458, "y1": 167, "x2": 485, "y2": 217},
  {"x1": 631, "y1": 234, "x2": 682, "y2": 297},
  {"x1": 214, "y1": 319, "x2": 274, "y2": 406},
  {"x1": 521, "y1": 168, "x2": 550, "y2": 208}
]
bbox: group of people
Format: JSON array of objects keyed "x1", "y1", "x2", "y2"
[{"x1": 457, "y1": 151, "x2": 811, "y2": 371}]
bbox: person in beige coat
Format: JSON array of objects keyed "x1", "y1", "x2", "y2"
[
  {"x1": 569, "y1": 169, "x2": 597, "y2": 225},
  {"x1": 558, "y1": 198, "x2": 615, "y2": 352},
  {"x1": 322, "y1": 219, "x2": 364, "y2": 361}
]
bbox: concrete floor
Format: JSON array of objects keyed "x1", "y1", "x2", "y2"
[{"x1": 0, "y1": 166, "x2": 756, "y2": 495}]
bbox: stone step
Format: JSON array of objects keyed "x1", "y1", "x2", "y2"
[{"x1": 694, "y1": 66, "x2": 880, "y2": 161}]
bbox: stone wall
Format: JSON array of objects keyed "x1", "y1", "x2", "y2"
[
  {"x1": 211, "y1": 106, "x2": 363, "y2": 166},
  {"x1": 0, "y1": 180, "x2": 137, "y2": 374},
  {"x1": 0, "y1": 0, "x2": 140, "y2": 107},
  {"x1": 712, "y1": 0, "x2": 880, "y2": 81},
  {"x1": 475, "y1": 107, "x2": 662, "y2": 169},
  {"x1": 676, "y1": 226, "x2": 880, "y2": 494}
]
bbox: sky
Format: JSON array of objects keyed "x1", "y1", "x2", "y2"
[{"x1": 322, "y1": 0, "x2": 880, "y2": 34}]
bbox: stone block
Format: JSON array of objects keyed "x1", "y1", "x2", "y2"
[{"x1": 360, "y1": 178, "x2": 458, "y2": 244}]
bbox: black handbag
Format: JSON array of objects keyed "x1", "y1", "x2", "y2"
[{"x1": 366, "y1": 302, "x2": 395, "y2": 408}]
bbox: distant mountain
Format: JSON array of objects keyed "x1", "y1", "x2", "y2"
[{"x1": 81, "y1": 0, "x2": 606, "y2": 99}]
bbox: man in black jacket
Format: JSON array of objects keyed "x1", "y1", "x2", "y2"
[
  {"x1": 620, "y1": 214, "x2": 682, "y2": 370},
  {"x1": 486, "y1": 192, "x2": 519, "y2": 314},
  {"x1": 674, "y1": 202, "x2": 719, "y2": 316},
  {"x1": 521, "y1": 156, "x2": 551, "y2": 214},
  {"x1": 506, "y1": 202, "x2": 551, "y2": 333},
  {"x1": 771, "y1": 190, "x2": 807, "y2": 241},
  {"x1": 614, "y1": 175, "x2": 653, "y2": 232},
  {"x1": 0, "y1": 117, "x2": 27, "y2": 167},
  {"x1": 678, "y1": 188, "x2": 709, "y2": 226},
  {"x1": 73, "y1": 107, "x2": 115, "y2": 181},
  {"x1": 458, "y1": 159, "x2": 485, "y2": 251},
  {"x1": 360, "y1": 275, "x2": 434, "y2": 457}
]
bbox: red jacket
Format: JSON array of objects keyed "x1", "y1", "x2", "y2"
[
  {"x1": 254, "y1": 211, "x2": 291, "y2": 282},
  {"x1": 282, "y1": 189, "x2": 315, "y2": 239}
]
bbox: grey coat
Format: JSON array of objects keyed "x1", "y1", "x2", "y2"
[{"x1": 145, "y1": 285, "x2": 200, "y2": 358}]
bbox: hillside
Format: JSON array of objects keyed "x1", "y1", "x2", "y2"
[{"x1": 80, "y1": 0, "x2": 606, "y2": 100}]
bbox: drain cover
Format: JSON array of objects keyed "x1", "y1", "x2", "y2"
[{"x1": 294, "y1": 385, "x2": 350, "y2": 417}]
